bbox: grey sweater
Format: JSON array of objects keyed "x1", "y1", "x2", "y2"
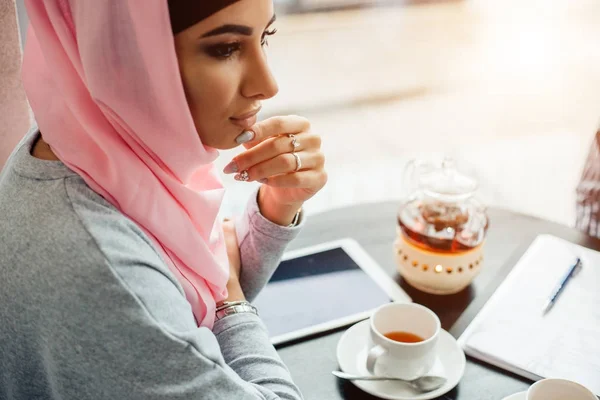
[{"x1": 0, "y1": 129, "x2": 304, "y2": 400}]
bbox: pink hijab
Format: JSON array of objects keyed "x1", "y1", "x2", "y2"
[{"x1": 22, "y1": 0, "x2": 230, "y2": 327}]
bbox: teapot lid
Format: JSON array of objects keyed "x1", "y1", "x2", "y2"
[{"x1": 419, "y1": 158, "x2": 478, "y2": 201}]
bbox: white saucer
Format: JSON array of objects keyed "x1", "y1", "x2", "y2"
[
  {"x1": 501, "y1": 392, "x2": 527, "y2": 400},
  {"x1": 336, "y1": 319, "x2": 466, "y2": 400}
]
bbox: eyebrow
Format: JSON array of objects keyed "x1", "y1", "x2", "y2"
[{"x1": 200, "y1": 14, "x2": 276, "y2": 38}]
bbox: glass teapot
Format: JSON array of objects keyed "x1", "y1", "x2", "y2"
[
  {"x1": 398, "y1": 157, "x2": 489, "y2": 253},
  {"x1": 394, "y1": 157, "x2": 489, "y2": 294}
]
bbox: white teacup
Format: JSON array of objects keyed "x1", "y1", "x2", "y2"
[
  {"x1": 527, "y1": 378, "x2": 597, "y2": 400},
  {"x1": 366, "y1": 302, "x2": 441, "y2": 380}
]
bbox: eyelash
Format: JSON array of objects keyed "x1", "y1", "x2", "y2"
[
  {"x1": 205, "y1": 28, "x2": 278, "y2": 59},
  {"x1": 262, "y1": 28, "x2": 277, "y2": 47}
]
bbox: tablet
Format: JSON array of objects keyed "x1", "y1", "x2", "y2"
[{"x1": 252, "y1": 238, "x2": 411, "y2": 346}]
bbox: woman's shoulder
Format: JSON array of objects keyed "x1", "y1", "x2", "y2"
[
  {"x1": 1, "y1": 168, "x2": 195, "y2": 330},
  {"x1": 0, "y1": 167, "x2": 176, "y2": 291},
  {"x1": 64, "y1": 176, "x2": 160, "y2": 256},
  {"x1": 62, "y1": 176, "x2": 178, "y2": 285}
]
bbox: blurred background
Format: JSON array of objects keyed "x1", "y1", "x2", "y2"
[{"x1": 3, "y1": 0, "x2": 600, "y2": 227}]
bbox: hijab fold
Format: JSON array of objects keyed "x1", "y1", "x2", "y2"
[{"x1": 22, "y1": 0, "x2": 239, "y2": 327}]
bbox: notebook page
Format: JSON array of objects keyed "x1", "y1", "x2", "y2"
[{"x1": 458, "y1": 234, "x2": 600, "y2": 395}]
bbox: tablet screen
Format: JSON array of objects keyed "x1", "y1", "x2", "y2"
[{"x1": 252, "y1": 246, "x2": 393, "y2": 340}]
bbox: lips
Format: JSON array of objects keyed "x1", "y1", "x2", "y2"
[{"x1": 230, "y1": 106, "x2": 261, "y2": 129}]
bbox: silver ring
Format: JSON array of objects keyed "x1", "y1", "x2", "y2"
[
  {"x1": 238, "y1": 170, "x2": 249, "y2": 181},
  {"x1": 292, "y1": 153, "x2": 302, "y2": 172},
  {"x1": 288, "y1": 134, "x2": 300, "y2": 150}
]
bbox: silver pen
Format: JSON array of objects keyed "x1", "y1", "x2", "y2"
[{"x1": 542, "y1": 257, "x2": 582, "y2": 314}]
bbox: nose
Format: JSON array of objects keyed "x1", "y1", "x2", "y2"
[{"x1": 241, "y1": 47, "x2": 279, "y2": 101}]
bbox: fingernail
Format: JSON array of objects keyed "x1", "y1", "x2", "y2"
[
  {"x1": 235, "y1": 130, "x2": 255, "y2": 145},
  {"x1": 223, "y1": 160, "x2": 238, "y2": 174}
]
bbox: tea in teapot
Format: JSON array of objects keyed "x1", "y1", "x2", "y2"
[{"x1": 394, "y1": 158, "x2": 489, "y2": 294}]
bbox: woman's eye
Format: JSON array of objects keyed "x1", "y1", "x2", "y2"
[
  {"x1": 205, "y1": 43, "x2": 241, "y2": 59},
  {"x1": 261, "y1": 28, "x2": 278, "y2": 47}
]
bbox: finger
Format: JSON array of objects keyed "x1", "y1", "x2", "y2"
[
  {"x1": 260, "y1": 170, "x2": 328, "y2": 189},
  {"x1": 234, "y1": 151, "x2": 324, "y2": 182},
  {"x1": 243, "y1": 115, "x2": 311, "y2": 149},
  {"x1": 224, "y1": 133, "x2": 321, "y2": 174}
]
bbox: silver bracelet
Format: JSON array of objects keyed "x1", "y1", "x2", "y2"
[
  {"x1": 287, "y1": 208, "x2": 302, "y2": 228},
  {"x1": 215, "y1": 301, "x2": 258, "y2": 321}
]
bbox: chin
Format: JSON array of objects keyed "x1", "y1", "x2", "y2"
[{"x1": 196, "y1": 124, "x2": 241, "y2": 151}]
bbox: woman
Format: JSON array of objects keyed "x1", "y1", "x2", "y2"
[{"x1": 0, "y1": 1, "x2": 326, "y2": 399}]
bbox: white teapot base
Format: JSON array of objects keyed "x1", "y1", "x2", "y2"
[{"x1": 394, "y1": 234, "x2": 484, "y2": 295}]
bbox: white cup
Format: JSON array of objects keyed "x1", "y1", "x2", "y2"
[
  {"x1": 366, "y1": 302, "x2": 441, "y2": 380},
  {"x1": 527, "y1": 378, "x2": 597, "y2": 400}
]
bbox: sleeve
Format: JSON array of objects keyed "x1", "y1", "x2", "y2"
[
  {"x1": 235, "y1": 186, "x2": 305, "y2": 302},
  {"x1": 50, "y1": 253, "x2": 304, "y2": 400},
  {"x1": 61, "y1": 187, "x2": 304, "y2": 400},
  {"x1": 576, "y1": 128, "x2": 600, "y2": 237}
]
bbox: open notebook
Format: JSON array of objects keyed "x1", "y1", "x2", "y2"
[{"x1": 458, "y1": 234, "x2": 600, "y2": 396}]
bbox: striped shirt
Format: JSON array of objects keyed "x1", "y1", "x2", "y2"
[{"x1": 576, "y1": 128, "x2": 600, "y2": 237}]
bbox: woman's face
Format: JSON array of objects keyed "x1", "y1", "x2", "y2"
[{"x1": 174, "y1": 0, "x2": 279, "y2": 150}]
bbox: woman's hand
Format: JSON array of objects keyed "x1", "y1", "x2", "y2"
[
  {"x1": 223, "y1": 115, "x2": 327, "y2": 225},
  {"x1": 218, "y1": 219, "x2": 245, "y2": 306}
]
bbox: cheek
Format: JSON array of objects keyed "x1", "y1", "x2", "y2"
[{"x1": 185, "y1": 64, "x2": 238, "y2": 128}]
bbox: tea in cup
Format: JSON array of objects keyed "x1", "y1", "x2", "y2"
[
  {"x1": 366, "y1": 302, "x2": 440, "y2": 380},
  {"x1": 526, "y1": 378, "x2": 596, "y2": 400}
]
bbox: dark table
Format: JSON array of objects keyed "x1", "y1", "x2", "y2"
[{"x1": 276, "y1": 202, "x2": 600, "y2": 400}]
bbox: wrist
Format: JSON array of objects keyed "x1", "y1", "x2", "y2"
[
  {"x1": 215, "y1": 300, "x2": 258, "y2": 321},
  {"x1": 258, "y1": 186, "x2": 303, "y2": 226},
  {"x1": 217, "y1": 280, "x2": 246, "y2": 308}
]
